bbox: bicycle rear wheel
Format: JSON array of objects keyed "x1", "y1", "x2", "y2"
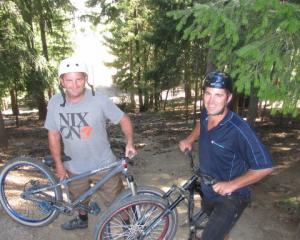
[
  {"x1": 0, "y1": 157, "x2": 62, "y2": 227},
  {"x1": 94, "y1": 195, "x2": 178, "y2": 240}
]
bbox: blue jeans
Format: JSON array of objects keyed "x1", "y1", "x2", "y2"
[{"x1": 201, "y1": 195, "x2": 250, "y2": 240}]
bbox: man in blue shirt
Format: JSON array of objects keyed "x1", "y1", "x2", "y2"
[{"x1": 179, "y1": 71, "x2": 273, "y2": 240}]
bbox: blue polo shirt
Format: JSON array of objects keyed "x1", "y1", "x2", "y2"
[{"x1": 198, "y1": 110, "x2": 273, "y2": 201}]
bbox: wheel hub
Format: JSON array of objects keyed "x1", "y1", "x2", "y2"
[{"x1": 126, "y1": 224, "x2": 144, "y2": 239}]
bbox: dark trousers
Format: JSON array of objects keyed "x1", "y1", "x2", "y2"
[{"x1": 201, "y1": 195, "x2": 250, "y2": 240}]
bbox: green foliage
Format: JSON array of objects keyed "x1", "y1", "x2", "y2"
[
  {"x1": 0, "y1": 1, "x2": 30, "y2": 99},
  {"x1": 169, "y1": 0, "x2": 300, "y2": 116},
  {"x1": 87, "y1": 0, "x2": 201, "y2": 111},
  {"x1": 0, "y1": 0, "x2": 74, "y2": 112}
]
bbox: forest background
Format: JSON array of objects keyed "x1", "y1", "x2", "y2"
[
  {"x1": 0, "y1": 0, "x2": 299, "y2": 147},
  {"x1": 0, "y1": 0, "x2": 300, "y2": 239}
]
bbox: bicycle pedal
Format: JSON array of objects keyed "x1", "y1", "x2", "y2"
[
  {"x1": 38, "y1": 201, "x2": 54, "y2": 214},
  {"x1": 89, "y1": 201, "x2": 101, "y2": 215}
]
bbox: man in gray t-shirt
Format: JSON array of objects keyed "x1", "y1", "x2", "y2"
[{"x1": 44, "y1": 56, "x2": 137, "y2": 230}]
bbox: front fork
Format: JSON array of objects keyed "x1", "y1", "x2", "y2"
[
  {"x1": 126, "y1": 174, "x2": 138, "y2": 196},
  {"x1": 187, "y1": 177, "x2": 198, "y2": 240},
  {"x1": 188, "y1": 179, "x2": 207, "y2": 240}
]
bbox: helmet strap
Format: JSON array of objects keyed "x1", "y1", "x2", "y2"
[
  {"x1": 87, "y1": 81, "x2": 95, "y2": 96},
  {"x1": 59, "y1": 84, "x2": 66, "y2": 107}
]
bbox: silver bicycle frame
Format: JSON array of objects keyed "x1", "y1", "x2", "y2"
[{"x1": 25, "y1": 160, "x2": 128, "y2": 211}]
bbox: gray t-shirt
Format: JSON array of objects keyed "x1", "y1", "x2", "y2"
[{"x1": 44, "y1": 89, "x2": 124, "y2": 174}]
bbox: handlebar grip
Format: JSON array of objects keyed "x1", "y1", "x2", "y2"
[{"x1": 184, "y1": 150, "x2": 194, "y2": 169}]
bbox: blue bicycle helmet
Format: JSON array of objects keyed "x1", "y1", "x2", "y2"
[{"x1": 204, "y1": 71, "x2": 233, "y2": 93}]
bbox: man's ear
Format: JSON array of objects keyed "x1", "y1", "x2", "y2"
[
  {"x1": 59, "y1": 77, "x2": 64, "y2": 88},
  {"x1": 227, "y1": 93, "x2": 233, "y2": 104}
]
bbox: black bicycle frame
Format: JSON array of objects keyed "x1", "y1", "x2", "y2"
[
  {"x1": 141, "y1": 151, "x2": 211, "y2": 239},
  {"x1": 141, "y1": 174, "x2": 200, "y2": 237}
]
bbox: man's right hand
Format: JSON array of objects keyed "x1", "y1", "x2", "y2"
[
  {"x1": 55, "y1": 163, "x2": 68, "y2": 180},
  {"x1": 178, "y1": 139, "x2": 192, "y2": 152}
]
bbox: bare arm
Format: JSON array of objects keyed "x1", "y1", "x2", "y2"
[
  {"x1": 178, "y1": 121, "x2": 200, "y2": 152},
  {"x1": 119, "y1": 114, "x2": 137, "y2": 158},
  {"x1": 48, "y1": 130, "x2": 67, "y2": 180},
  {"x1": 212, "y1": 168, "x2": 273, "y2": 196}
]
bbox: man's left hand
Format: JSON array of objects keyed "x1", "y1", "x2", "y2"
[{"x1": 212, "y1": 182, "x2": 234, "y2": 196}]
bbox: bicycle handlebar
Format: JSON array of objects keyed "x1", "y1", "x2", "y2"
[{"x1": 184, "y1": 150, "x2": 218, "y2": 186}]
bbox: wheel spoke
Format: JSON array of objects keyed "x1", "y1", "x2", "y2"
[
  {"x1": 0, "y1": 158, "x2": 61, "y2": 227},
  {"x1": 95, "y1": 196, "x2": 174, "y2": 240}
]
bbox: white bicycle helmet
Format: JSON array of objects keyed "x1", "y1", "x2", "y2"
[
  {"x1": 58, "y1": 56, "x2": 88, "y2": 77},
  {"x1": 58, "y1": 56, "x2": 95, "y2": 107}
]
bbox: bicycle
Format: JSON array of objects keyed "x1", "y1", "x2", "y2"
[
  {"x1": 0, "y1": 154, "x2": 177, "y2": 229},
  {"x1": 93, "y1": 150, "x2": 217, "y2": 240}
]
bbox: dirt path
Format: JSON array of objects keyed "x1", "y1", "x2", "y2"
[{"x1": 0, "y1": 112, "x2": 299, "y2": 240}]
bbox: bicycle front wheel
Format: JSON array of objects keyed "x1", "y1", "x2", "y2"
[
  {"x1": 115, "y1": 185, "x2": 178, "y2": 238},
  {"x1": 94, "y1": 195, "x2": 178, "y2": 240},
  {"x1": 0, "y1": 157, "x2": 62, "y2": 227}
]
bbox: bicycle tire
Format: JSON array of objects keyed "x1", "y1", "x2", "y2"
[
  {"x1": 114, "y1": 185, "x2": 166, "y2": 203},
  {"x1": 93, "y1": 195, "x2": 178, "y2": 240},
  {"x1": 115, "y1": 185, "x2": 178, "y2": 238},
  {"x1": 0, "y1": 157, "x2": 63, "y2": 227}
]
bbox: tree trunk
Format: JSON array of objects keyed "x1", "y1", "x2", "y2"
[
  {"x1": 135, "y1": 42, "x2": 144, "y2": 111},
  {"x1": 133, "y1": 8, "x2": 144, "y2": 112},
  {"x1": 129, "y1": 41, "x2": 136, "y2": 110},
  {"x1": 0, "y1": 111, "x2": 8, "y2": 148},
  {"x1": 21, "y1": 1, "x2": 47, "y2": 120},
  {"x1": 39, "y1": 12, "x2": 49, "y2": 61},
  {"x1": 153, "y1": 48, "x2": 160, "y2": 111},
  {"x1": 184, "y1": 50, "x2": 191, "y2": 123},
  {"x1": 142, "y1": 46, "x2": 150, "y2": 112},
  {"x1": 149, "y1": 93, "x2": 154, "y2": 109},
  {"x1": 138, "y1": 77, "x2": 144, "y2": 112},
  {"x1": 10, "y1": 88, "x2": 19, "y2": 127},
  {"x1": 193, "y1": 46, "x2": 206, "y2": 124},
  {"x1": 247, "y1": 87, "x2": 259, "y2": 127},
  {"x1": 206, "y1": 48, "x2": 216, "y2": 74},
  {"x1": 47, "y1": 87, "x2": 54, "y2": 100},
  {"x1": 231, "y1": 93, "x2": 241, "y2": 114},
  {"x1": 144, "y1": 92, "x2": 149, "y2": 111},
  {"x1": 10, "y1": 89, "x2": 19, "y2": 116},
  {"x1": 163, "y1": 89, "x2": 169, "y2": 111},
  {"x1": 38, "y1": 1, "x2": 54, "y2": 106},
  {"x1": 261, "y1": 101, "x2": 267, "y2": 123},
  {"x1": 154, "y1": 83, "x2": 160, "y2": 111},
  {"x1": 37, "y1": 93, "x2": 47, "y2": 120}
]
